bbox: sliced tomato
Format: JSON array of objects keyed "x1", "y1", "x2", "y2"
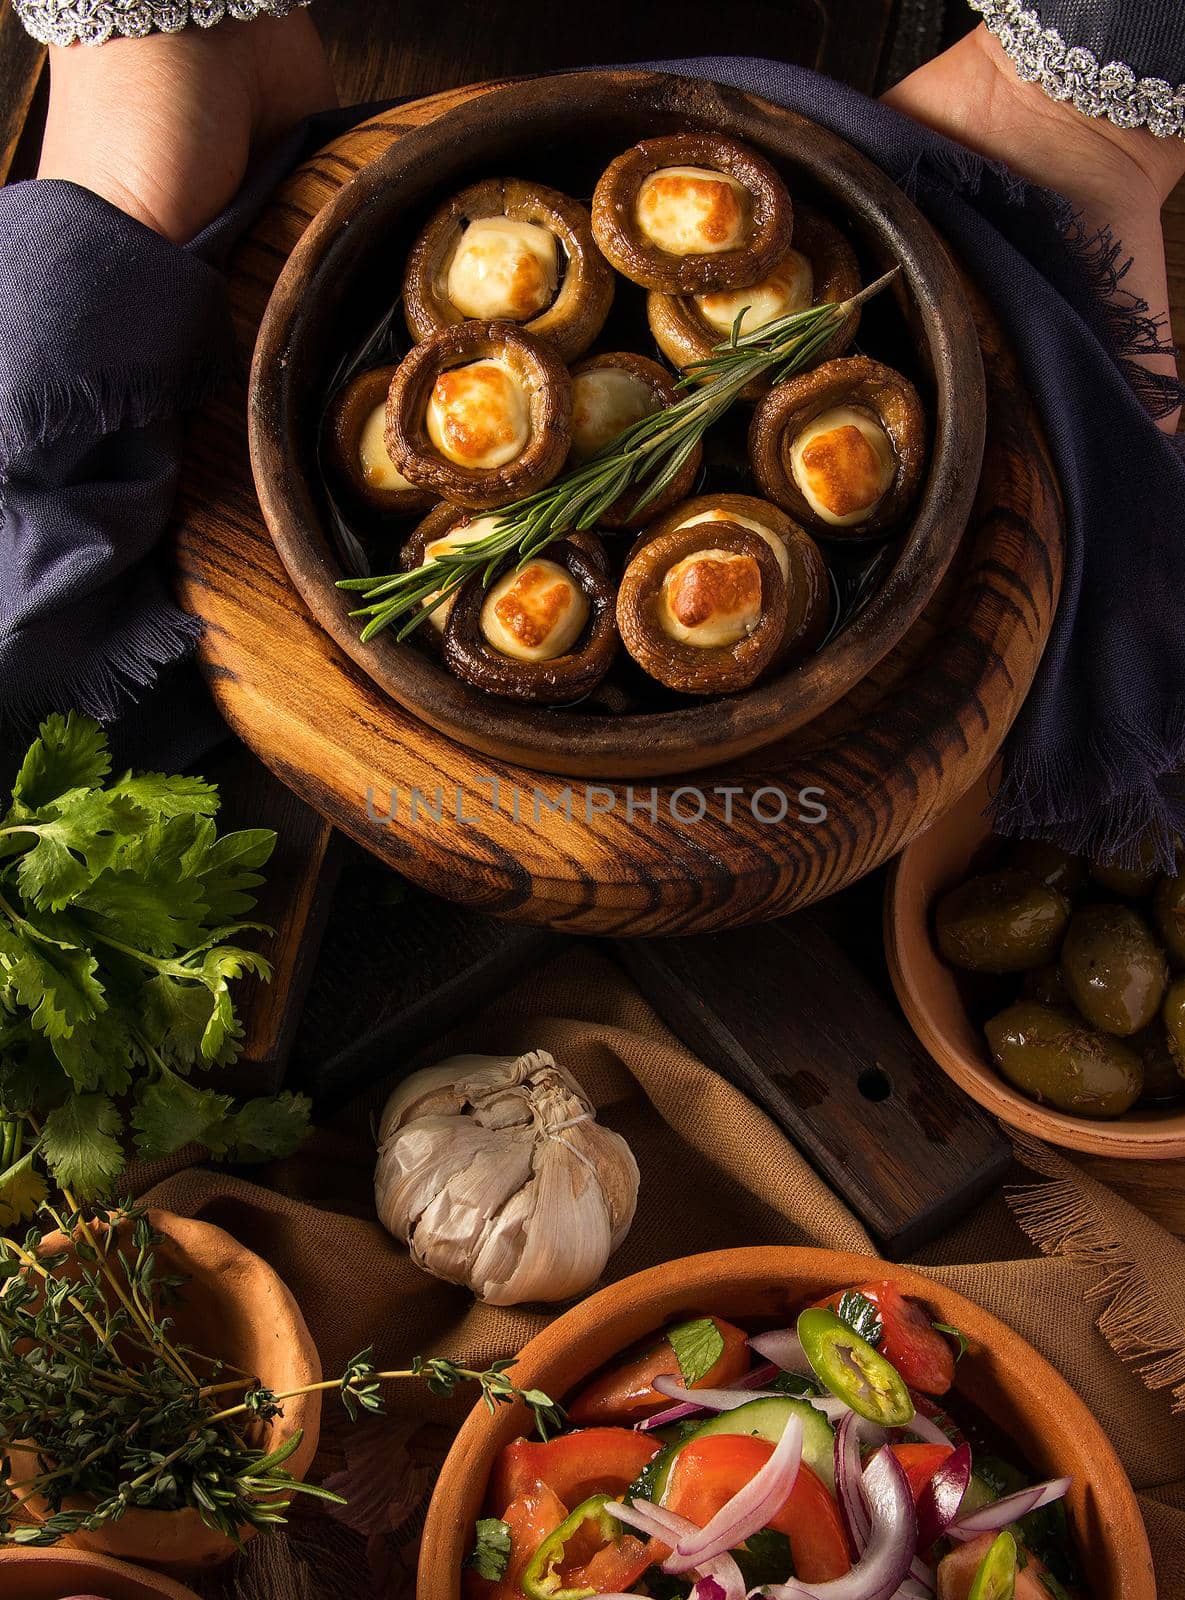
[
  {"x1": 662, "y1": 1434, "x2": 851, "y2": 1583},
  {"x1": 567, "y1": 1316, "x2": 750, "y2": 1425},
  {"x1": 463, "y1": 1481, "x2": 567, "y2": 1599},
  {"x1": 890, "y1": 1442, "x2": 954, "y2": 1503},
  {"x1": 491, "y1": 1428, "x2": 659, "y2": 1512},
  {"x1": 938, "y1": 1533, "x2": 1058, "y2": 1600},
  {"x1": 815, "y1": 1282, "x2": 956, "y2": 1396}
]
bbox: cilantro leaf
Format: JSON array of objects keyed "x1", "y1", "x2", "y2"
[
  {"x1": 836, "y1": 1290, "x2": 882, "y2": 1347},
  {"x1": 75, "y1": 853, "x2": 208, "y2": 957},
  {"x1": 933, "y1": 1321, "x2": 969, "y2": 1361},
  {"x1": 139, "y1": 975, "x2": 220, "y2": 1067},
  {"x1": 14, "y1": 788, "x2": 147, "y2": 911},
  {"x1": 9, "y1": 712, "x2": 110, "y2": 811},
  {"x1": 42, "y1": 1094, "x2": 124, "y2": 1200},
  {"x1": 667, "y1": 1317, "x2": 725, "y2": 1387},
  {"x1": 216, "y1": 1093, "x2": 311, "y2": 1162},
  {"x1": 465, "y1": 1517, "x2": 512, "y2": 1581},
  {"x1": 51, "y1": 1009, "x2": 135, "y2": 1095},
  {"x1": 189, "y1": 827, "x2": 276, "y2": 924},
  {"x1": 107, "y1": 770, "x2": 219, "y2": 821},
  {"x1": 0, "y1": 921, "x2": 105, "y2": 1041},
  {"x1": 735, "y1": 1528, "x2": 795, "y2": 1586},
  {"x1": 194, "y1": 944, "x2": 272, "y2": 1060},
  {"x1": 131, "y1": 1071, "x2": 236, "y2": 1158},
  {"x1": 0, "y1": 1146, "x2": 49, "y2": 1225}
]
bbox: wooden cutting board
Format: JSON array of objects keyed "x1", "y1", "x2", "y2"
[{"x1": 172, "y1": 87, "x2": 1064, "y2": 936}]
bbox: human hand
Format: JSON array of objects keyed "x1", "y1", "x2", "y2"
[
  {"x1": 36, "y1": 10, "x2": 336, "y2": 245},
  {"x1": 884, "y1": 25, "x2": 1185, "y2": 430}
]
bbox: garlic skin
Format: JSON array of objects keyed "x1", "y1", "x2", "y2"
[{"x1": 375, "y1": 1050, "x2": 639, "y2": 1306}]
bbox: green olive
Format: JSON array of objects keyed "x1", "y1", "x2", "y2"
[
  {"x1": 1059, "y1": 904, "x2": 1168, "y2": 1035},
  {"x1": 1163, "y1": 977, "x2": 1185, "y2": 1073},
  {"x1": 1131, "y1": 1019, "x2": 1185, "y2": 1104},
  {"x1": 985, "y1": 1002, "x2": 1143, "y2": 1118},
  {"x1": 1088, "y1": 836, "x2": 1159, "y2": 897},
  {"x1": 1152, "y1": 874, "x2": 1185, "y2": 966},
  {"x1": 1008, "y1": 839, "x2": 1086, "y2": 898},
  {"x1": 1022, "y1": 962, "x2": 1070, "y2": 1007},
  {"x1": 935, "y1": 870, "x2": 1071, "y2": 974}
]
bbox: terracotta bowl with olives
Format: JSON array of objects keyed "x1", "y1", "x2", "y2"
[
  {"x1": 886, "y1": 776, "x2": 1185, "y2": 1159},
  {"x1": 250, "y1": 69, "x2": 985, "y2": 777}
]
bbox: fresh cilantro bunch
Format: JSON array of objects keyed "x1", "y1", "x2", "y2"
[{"x1": 0, "y1": 712, "x2": 310, "y2": 1215}]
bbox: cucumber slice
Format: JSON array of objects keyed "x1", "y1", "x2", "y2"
[{"x1": 652, "y1": 1396, "x2": 836, "y2": 1501}]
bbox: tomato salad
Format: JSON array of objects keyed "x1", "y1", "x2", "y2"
[{"x1": 465, "y1": 1283, "x2": 1079, "y2": 1600}]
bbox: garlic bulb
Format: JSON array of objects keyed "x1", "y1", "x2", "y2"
[{"x1": 374, "y1": 1049, "x2": 639, "y2": 1306}]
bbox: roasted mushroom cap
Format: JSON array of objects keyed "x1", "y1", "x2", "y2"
[
  {"x1": 385, "y1": 321, "x2": 573, "y2": 511},
  {"x1": 617, "y1": 519, "x2": 787, "y2": 695},
  {"x1": 402, "y1": 178, "x2": 614, "y2": 362},
  {"x1": 568, "y1": 351, "x2": 703, "y2": 529},
  {"x1": 647, "y1": 206, "x2": 861, "y2": 398},
  {"x1": 591, "y1": 133, "x2": 793, "y2": 293},
  {"x1": 634, "y1": 493, "x2": 829, "y2": 667},
  {"x1": 399, "y1": 503, "x2": 507, "y2": 639},
  {"x1": 749, "y1": 356, "x2": 926, "y2": 537},
  {"x1": 442, "y1": 532, "x2": 617, "y2": 703},
  {"x1": 324, "y1": 367, "x2": 437, "y2": 515}
]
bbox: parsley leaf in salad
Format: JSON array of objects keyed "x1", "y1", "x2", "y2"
[
  {"x1": 466, "y1": 1517, "x2": 512, "y2": 1581},
  {"x1": 667, "y1": 1316, "x2": 725, "y2": 1386},
  {"x1": 934, "y1": 1320, "x2": 969, "y2": 1360},
  {"x1": 835, "y1": 1288, "x2": 883, "y2": 1346}
]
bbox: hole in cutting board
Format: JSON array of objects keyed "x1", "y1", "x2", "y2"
[{"x1": 858, "y1": 1067, "x2": 893, "y2": 1102}]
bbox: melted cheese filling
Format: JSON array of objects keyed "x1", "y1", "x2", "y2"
[
  {"x1": 445, "y1": 217, "x2": 559, "y2": 321},
  {"x1": 695, "y1": 249, "x2": 813, "y2": 337},
  {"x1": 658, "y1": 548, "x2": 763, "y2": 649},
  {"x1": 676, "y1": 506, "x2": 789, "y2": 586},
  {"x1": 358, "y1": 401, "x2": 417, "y2": 491},
  {"x1": 789, "y1": 406, "x2": 896, "y2": 526},
  {"x1": 426, "y1": 358, "x2": 531, "y2": 470},
  {"x1": 419, "y1": 516, "x2": 500, "y2": 632},
  {"x1": 569, "y1": 368, "x2": 659, "y2": 464},
  {"x1": 635, "y1": 166, "x2": 748, "y2": 257},
  {"x1": 481, "y1": 559, "x2": 589, "y2": 661}
]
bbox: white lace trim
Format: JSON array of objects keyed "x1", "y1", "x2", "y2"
[
  {"x1": 16, "y1": 0, "x2": 309, "y2": 46},
  {"x1": 970, "y1": 0, "x2": 1185, "y2": 138}
]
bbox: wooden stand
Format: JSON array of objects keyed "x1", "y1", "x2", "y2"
[{"x1": 173, "y1": 89, "x2": 1064, "y2": 936}]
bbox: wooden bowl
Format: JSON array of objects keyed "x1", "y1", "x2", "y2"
[
  {"x1": 250, "y1": 69, "x2": 985, "y2": 778},
  {"x1": 886, "y1": 776, "x2": 1185, "y2": 1159},
  {"x1": 5, "y1": 1211, "x2": 322, "y2": 1573},
  {"x1": 0, "y1": 1547, "x2": 201, "y2": 1600},
  {"x1": 418, "y1": 1246, "x2": 1152, "y2": 1598}
]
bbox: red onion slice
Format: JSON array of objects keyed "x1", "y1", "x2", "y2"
[
  {"x1": 892, "y1": 1581, "x2": 935, "y2": 1599},
  {"x1": 651, "y1": 1374, "x2": 786, "y2": 1410},
  {"x1": 908, "y1": 1554, "x2": 936, "y2": 1591},
  {"x1": 668, "y1": 1413, "x2": 804, "y2": 1570},
  {"x1": 637, "y1": 1362, "x2": 783, "y2": 1432},
  {"x1": 897, "y1": 1409, "x2": 952, "y2": 1449},
  {"x1": 605, "y1": 1499, "x2": 745, "y2": 1600},
  {"x1": 749, "y1": 1328, "x2": 811, "y2": 1373},
  {"x1": 945, "y1": 1476, "x2": 1071, "y2": 1540},
  {"x1": 834, "y1": 1409, "x2": 889, "y2": 1553},
  {"x1": 915, "y1": 1442, "x2": 971, "y2": 1550},
  {"x1": 693, "y1": 1581, "x2": 728, "y2": 1600},
  {"x1": 762, "y1": 1445, "x2": 917, "y2": 1600}
]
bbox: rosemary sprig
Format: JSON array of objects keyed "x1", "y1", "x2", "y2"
[{"x1": 338, "y1": 268, "x2": 899, "y2": 641}]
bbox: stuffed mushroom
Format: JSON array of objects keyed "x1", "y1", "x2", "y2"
[
  {"x1": 749, "y1": 355, "x2": 925, "y2": 537},
  {"x1": 385, "y1": 321, "x2": 573, "y2": 510},
  {"x1": 402, "y1": 177, "x2": 614, "y2": 362},
  {"x1": 591, "y1": 133, "x2": 793, "y2": 293},
  {"x1": 324, "y1": 367, "x2": 436, "y2": 515}
]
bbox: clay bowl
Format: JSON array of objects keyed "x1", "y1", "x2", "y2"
[
  {"x1": 885, "y1": 775, "x2": 1185, "y2": 1159},
  {"x1": 5, "y1": 1211, "x2": 322, "y2": 1573},
  {"x1": 250, "y1": 68, "x2": 985, "y2": 779},
  {"x1": 0, "y1": 1547, "x2": 201, "y2": 1600},
  {"x1": 418, "y1": 1246, "x2": 1152, "y2": 1599}
]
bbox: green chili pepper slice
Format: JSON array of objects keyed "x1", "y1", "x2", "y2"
[
  {"x1": 968, "y1": 1530, "x2": 1019, "y2": 1600},
  {"x1": 520, "y1": 1494, "x2": 619, "y2": 1600},
  {"x1": 796, "y1": 1307, "x2": 914, "y2": 1426}
]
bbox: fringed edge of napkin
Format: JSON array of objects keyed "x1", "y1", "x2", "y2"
[{"x1": 1008, "y1": 1133, "x2": 1185, "y2": 1413}]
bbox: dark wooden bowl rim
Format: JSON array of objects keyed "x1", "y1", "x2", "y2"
[{"x1": 249, "y1": 70, "x2": 986, "y2": 778}]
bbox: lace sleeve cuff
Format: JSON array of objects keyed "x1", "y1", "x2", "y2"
[
  {"x1": 14, "y1": 0, "x2": 310, "y2": 47},
  {"x1": 969, "y1": 0, "x2": 1185, "y2": 139}
]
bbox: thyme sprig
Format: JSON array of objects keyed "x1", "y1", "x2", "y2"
[
  {"x1": 0, "y1": 1204, "x2": 561, "y2": 1547},
  {"x1": 337, "y1": 269, "x2": 898, "y2": 641}
]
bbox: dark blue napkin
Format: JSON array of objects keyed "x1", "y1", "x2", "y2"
[{"x1": 2, "y1": 61, "x2": 1183, "y2": 866}]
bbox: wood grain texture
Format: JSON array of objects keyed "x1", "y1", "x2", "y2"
[
  {"x1": 616, "y1": 915, "x2": 1010, "y2": 1255},
  {"x1": 0, "y1": 1, "x2": 44, "y2": 185},
  {"x1": 172, "y1": 88, "x2": 1064, "y2": 936}
]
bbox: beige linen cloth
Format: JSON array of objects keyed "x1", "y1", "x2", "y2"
[{"x1": 137, "y1": 950, "x2": 1185, "y2": 1600}]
